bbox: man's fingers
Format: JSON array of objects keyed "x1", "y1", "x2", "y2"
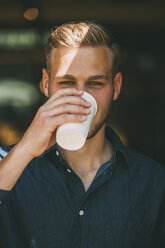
[
  {"x1": 46, "y1": 104, "x2": 91, "y2": 117},
  {"x1": 47, "y1": 88, "x2": 84, "y2": 104},
  {"x1": 45, "y1": 95, "x2": 91, "y2": 110}
]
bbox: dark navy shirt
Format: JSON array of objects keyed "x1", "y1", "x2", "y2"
[{"x1": 0, "y1": 127, "x2": 165, "y2": 248}]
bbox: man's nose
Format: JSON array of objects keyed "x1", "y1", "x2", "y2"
[{"x1": 76, "y1": 83, "x2": 87, "y2": 92}]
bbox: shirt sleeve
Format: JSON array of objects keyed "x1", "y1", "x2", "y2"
[{"x1": 0, "y1": 146, "x2": 12, "y2": 202}]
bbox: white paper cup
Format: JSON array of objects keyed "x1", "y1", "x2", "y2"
[{"x1": 56, "y1": 91, "x2": 97, "y2": 150}]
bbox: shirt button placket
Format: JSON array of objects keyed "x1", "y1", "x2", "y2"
[{"x1": 72, "y1": 209, "x2": 85, "y2": 248}]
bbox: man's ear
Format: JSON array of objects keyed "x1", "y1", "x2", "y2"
[
  {"x1": 113, "y1": 72, "x2": 122, "y2": 101},
  {"x1": 42, "y1": 68, "x2": 49, "y2": 97}
]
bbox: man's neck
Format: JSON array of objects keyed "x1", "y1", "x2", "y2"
[{"x1": 57, "y1": 126, "x2": 113, "y2": 175}]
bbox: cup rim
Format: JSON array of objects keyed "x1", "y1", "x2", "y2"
[{"x1": 82, "y1": 91, "x2": 97, "y2": 116}]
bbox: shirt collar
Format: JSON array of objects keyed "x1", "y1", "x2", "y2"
[
  {"x1": 39, "y1": 126, "x2": 129, "y2": 166},
  {"x1": 105, "y1": 126, "x2": 129, "y2": 166}
]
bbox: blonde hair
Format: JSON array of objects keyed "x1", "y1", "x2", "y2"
[{"x1": 45, "y1": 21, "x2": 120, "y2": 78}]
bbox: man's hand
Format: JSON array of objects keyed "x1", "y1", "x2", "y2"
[
  {"x1": 19, "y1": 88, "x2": 91, "y2": 158},
  {"x1": 0, "y1": 87, "x2": 92, "y2": 191}
]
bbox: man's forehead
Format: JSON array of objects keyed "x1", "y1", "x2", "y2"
[
  {"x1": 50, "y1": 46, "x2": 112, "y2": 72},
  {"x1": 51, "y1": 46, "x2": 112, "y2": 60},
  {"x1": 48, "y1": 46, "x2": 112, "y2": 81}
]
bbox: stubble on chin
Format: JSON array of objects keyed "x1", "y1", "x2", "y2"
[{"x1": 87, "y1": 105, "x2": 112, "y2": 140}]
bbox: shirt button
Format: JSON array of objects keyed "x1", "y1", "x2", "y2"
[
  {"x1": 79, "y1": 210, "x2": 84, "y2": 216},
  {"x1": 67, "y1": 168, "x2": 72, "y2": 173},
  {"x1": 56, "y1": 151, "x2": 59, "y2": 156}
]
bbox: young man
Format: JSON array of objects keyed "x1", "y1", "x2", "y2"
[{"x1": 0, "y1": 21, "x2": 165, "y2": 248}]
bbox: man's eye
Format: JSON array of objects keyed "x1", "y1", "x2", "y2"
[
  {"x1": 60, "y1": 81, "x2": 74, "y2": 85},
  {"x1": 88, "y1": 82, "x2": 104, "y2": 86}
]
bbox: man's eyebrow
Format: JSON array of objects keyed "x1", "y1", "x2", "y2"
[
  {"x1": 54, "y1": 74, "x2": 75, "y2": 80},
  {"x1": 54, "y1": 74, "x2": 109, "y2": 81},
  {"x1": 87, "y1": 74, "x2": 109, "y2": 80}
]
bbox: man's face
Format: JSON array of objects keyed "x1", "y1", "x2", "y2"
[{"x1": 43, "y1": 46, "x2": 122, "y2": 139}]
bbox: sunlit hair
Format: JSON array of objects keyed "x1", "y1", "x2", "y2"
[{"x1": 45, "y1": 21, "x2": 120, "y2": 78}]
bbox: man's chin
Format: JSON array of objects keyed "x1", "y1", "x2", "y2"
[
  {"x1": 86, "y1": 108, "x2": 111, "y2": 140},
  {"x1": 87, "y1": 122, "x2": 105, "y2": 140}
]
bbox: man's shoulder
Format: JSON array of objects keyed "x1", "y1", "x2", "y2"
[
  {"x1": 124, "y1": 146, "x2": 162, "y2": 165},
  {"x1": 124, "y1": 146, "x2": 164, "y2": 168},
  {"x1": 123, "y1": 146, "x2": 165, "y2": 183}
]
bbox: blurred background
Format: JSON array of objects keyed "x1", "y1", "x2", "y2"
[{"x1": 0, "y1": 0, "x2": 164, "y2": 164}]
